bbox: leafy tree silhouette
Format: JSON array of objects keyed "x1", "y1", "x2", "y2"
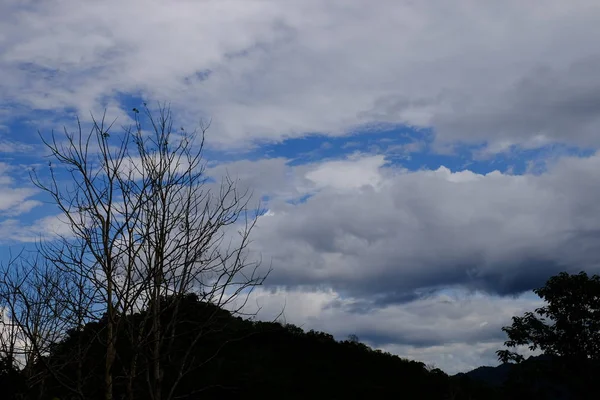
[{"x1": 497, "y1": 271, "x2": 600, "y2": 399}]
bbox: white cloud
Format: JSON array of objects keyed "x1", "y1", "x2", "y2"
[
  {"x1": 0, "y1": 139, "x2": 33, "y2": 153},
  {"x1": 2, "y1": 0, "x2": 600, "y2": 150},
  {"x1": 305, "y1": 155, "x2": 387, "y2": 190},
  {"x1": 0, "y1": 214, "x2": 72, "y2": 243},
  {"x1": 0, "y1": 162, "x2": 40, "y2": 220}
]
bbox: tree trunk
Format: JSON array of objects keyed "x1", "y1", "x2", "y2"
[{"x1": 105, "y1": 285, "x2": 115, "y2": 400}]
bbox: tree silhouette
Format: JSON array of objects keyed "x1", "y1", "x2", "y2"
[
  {"x1": 497, "y1": 271, "x2": 600, "y2": 399},
  {"x1": 497, "y1": 271, "x2": 600, "y2": 363},
  {"x1": 20, "y1": 293, "x2": 489, "y2": 400},
  {"x1": 1, "y1": 103, "x2": 267, "y2": 400}
]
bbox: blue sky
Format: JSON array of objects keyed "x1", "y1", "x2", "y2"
[{"x1": 2, "y1": 0, "x2": 600, "y2": 374}]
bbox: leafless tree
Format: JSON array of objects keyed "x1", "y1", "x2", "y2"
[
  {"x1": 0, "y1": 248, "x2": 97, "y2": 399},
  {"x1": 0, "y1": 252, "x2": 24, "y2": 373},
  {"x1": 25, "y1": 103, "x2": 267, "y2": 400}
]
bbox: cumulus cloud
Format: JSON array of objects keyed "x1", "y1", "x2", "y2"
[{"x1": 208, "y1": 152, "x2": 600, "y2": 301}]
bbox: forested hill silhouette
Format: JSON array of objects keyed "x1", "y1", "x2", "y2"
[
  {"x1": 0, "y1": 293, "x2": 499, "y2": 400},
  {"x1": 4, "y1": 270, "x2": 600, "y2": 399}
]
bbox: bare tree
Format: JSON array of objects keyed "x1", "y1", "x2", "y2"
[
  {"x1": 0, "y1": 248, "x2": 97, "y2": 399},
  {"x1": 0, "y1": 252, "x2": 24, "y2": 373},
  {"x1": 27, "y1": 103, "x2": 267, "y2": 400}
]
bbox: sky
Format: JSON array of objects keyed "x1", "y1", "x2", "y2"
[{"x1": 2, "y1": 0, "x2": 600, "y2": 374}]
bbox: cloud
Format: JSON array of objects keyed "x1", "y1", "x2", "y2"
[
  {"x1": 2, "y1": 0, "x2": 600, "y2": 151},
  {"x1": 304, "y1": 155, "x2": 387, "y2": 190},
  {"x1": 0, "y1": 162, "x2": 40, "y2": 220},
  {"x1": 0, "y1": 139, "x2": 34, "y2": 153},
  {"x1": 209, "y1": 152, "x2": 600, "y2": 301},
  {"x1": 432, "y1": 56, "x2": 600, "y2": 151},
  {"x1": 0, "y1": 214, "x2": 72, "y2": 243}
]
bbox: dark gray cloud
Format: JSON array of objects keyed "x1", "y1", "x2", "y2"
[
  {"x1": 432, "y1": 56, "x2": 600, "y2": 150},
  {"x1": 357, "y1": 320, "x2": 506, "y2": 349}
]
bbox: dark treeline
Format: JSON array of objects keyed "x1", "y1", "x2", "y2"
[
  {"x1": 0, "y1": 292, "x2": 496, "y2": 400},
  {"x1": 0, "y1": 288, "x2": 596, "y2": 400},
  {"x1": 1, "y1": 273, "x2": 600, "y2": 399}
]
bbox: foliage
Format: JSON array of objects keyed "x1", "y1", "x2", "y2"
[
  {"x1": 497, "y1": 271, "x2": 600, "y2": 364},
  {"x1": 497, "y1": 271, "x2": 600, "y2": 399}
]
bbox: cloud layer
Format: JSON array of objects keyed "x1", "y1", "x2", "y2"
[
  {"x1": 2, "y1": 0, "x2": 600, "y2": 150},
  {"x1": 214, "y1": 153, "x2": 600, "y2": 302}
]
